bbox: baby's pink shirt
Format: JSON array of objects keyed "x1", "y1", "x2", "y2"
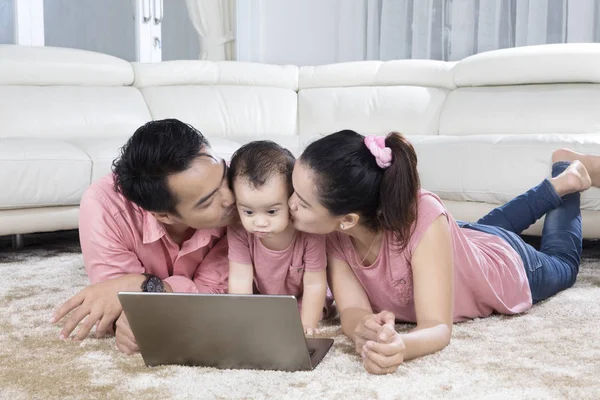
[
  {"x1": 227, "y1": 224, "x2": 326, "y2": 297},
  {"x1": 327, "y1": 190, "x2": 533, "y2": 323}
]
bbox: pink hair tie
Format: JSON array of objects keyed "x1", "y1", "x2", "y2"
[{"x1": 364, "y1": 135, "x2": 392, "y2": 169}]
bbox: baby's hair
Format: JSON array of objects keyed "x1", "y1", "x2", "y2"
[{"x1": 229, "y1": 141, "x2": 296, "y2": 195}]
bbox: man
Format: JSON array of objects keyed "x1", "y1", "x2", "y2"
[{"x1": 51, "y1": 119, "x2": 236, "y2": 354}]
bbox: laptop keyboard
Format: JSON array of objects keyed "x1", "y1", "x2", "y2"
[{"x1": 308, "y1": 348, "x2": 316, "y2": 358}]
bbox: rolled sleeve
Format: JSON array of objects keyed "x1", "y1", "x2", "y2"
[
  {"x1": 193, "y1": 235, "x2": 230, "y2": 293},
  {"x1": 79, "y1": 187, "x2": 145, "y2": 284}
]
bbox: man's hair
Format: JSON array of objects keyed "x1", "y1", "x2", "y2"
[
  {"x1": 112, "y1": 118, "x2": 210, "y2": 214},
  {"x1": 228, "y1": 141, "x2": 296, "y2": 195}
]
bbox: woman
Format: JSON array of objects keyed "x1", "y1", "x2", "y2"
[{"x1": 288, "y1": 129, "x2": 600, "y2": 375}]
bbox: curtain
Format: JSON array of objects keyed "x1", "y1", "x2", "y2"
[
  {"x1": 185, "y1": 0, "x2": 236, "y2": 61},
  {"x1": 369, "y1": 0, "x2": 600, "y2": 61}
]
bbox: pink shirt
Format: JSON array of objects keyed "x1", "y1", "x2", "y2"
[
  {"x1": 79, "y1": 175, "x2": 229, "y2": 293},
  {"x1": 327, "y1": 190, "x2": 533, "y2": 322},
  {"x1": 227, "y1": 223, "x2": 326, "y2": 297}
]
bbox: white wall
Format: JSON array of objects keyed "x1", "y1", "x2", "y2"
[{"x1": 237, "y1": 0, "x2": 366, "y2": 66}]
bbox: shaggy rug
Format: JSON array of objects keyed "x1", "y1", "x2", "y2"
[{"x1": 1, "y1": 231, "x2": 599, "y2": 400}]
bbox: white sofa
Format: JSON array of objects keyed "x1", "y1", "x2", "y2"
[{"x1": 2, "y1": 43, "x2": 600, "y2": 241}]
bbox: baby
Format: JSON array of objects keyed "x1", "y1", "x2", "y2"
[{"x1": 227, "y1": 141, "x2": 328, "y2": 334}]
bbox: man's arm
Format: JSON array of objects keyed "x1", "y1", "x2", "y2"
[
  {"x1": 79, "y1": 186, "x2": 147, "y2": 283},
  {"x1": 52, "y1": 187, "x2": 151, "y2": 340},
  {"x1": 191, "y1": 235, "x2": 230, "y2": 293}
]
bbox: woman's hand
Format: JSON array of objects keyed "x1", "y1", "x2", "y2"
[
  {"x1": 353, "y1": 310, "x2": 395, "y2": 354},
  {"x1": 361, "y1": 323, "x2": 406, "y2": 375}
]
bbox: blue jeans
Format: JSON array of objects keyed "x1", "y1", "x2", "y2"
[{"x1": 458, "y1": 162, "x2": 581, "y2": 304}]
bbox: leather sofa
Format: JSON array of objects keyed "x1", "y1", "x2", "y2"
[{"x1": 2, "y1": 43, "x2": 600, "y2": 242}]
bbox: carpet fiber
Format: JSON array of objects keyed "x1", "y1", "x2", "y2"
[{"x1": 1, "y1": 232, "x2": 600, "y2": 400}]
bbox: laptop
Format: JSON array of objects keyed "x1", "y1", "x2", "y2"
[{"x1": 118, "y1": 292, "x2": 334, "y2": 371}]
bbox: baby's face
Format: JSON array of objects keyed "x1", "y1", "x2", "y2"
[{"x1": 233, "y1": 175, "x2": 291, "y2": 238}]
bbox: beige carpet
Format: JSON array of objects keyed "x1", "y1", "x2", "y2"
[{"x1": 1, "y1": 232, "x2": 600, "y2": 400}]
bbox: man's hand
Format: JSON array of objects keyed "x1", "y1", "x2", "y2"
[
  {"x1": 361, "y1": 323, "x2": 406, "y2": 375},
  {"x1": 51, "y1": 274, "x2": 145, "y2": 341},
  {"x1": 352, "y1": 310, "x2": 395, "y2": 354},
  {"x1": 115, "y1": 312, "x2": 139, "y2": 355}
]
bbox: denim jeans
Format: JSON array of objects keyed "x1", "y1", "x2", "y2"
[{"x1": 458, "y1": 162, "x2": 581, "y2": 304}]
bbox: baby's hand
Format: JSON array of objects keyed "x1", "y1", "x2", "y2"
[{"x1": 303, "y1": 325, "x2": 321, "y2": 336}]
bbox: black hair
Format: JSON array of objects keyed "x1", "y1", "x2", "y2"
[
  {"x1": 300, "y1": 130, "x2": 420, "y2": 250},
  {"x1": 112, "y1": 118, "x2": 210, "y2": 214},
  {"x1": 228, "y1": 141, "x2": 296, "y2": 195}
]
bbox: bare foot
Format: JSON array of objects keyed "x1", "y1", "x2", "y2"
[
  {"x1": 550, "y1": 160, "x2": 591, "y2": 197},
  {"x1": 552, "y1": 148, "x2": 600, "y2": 187}
]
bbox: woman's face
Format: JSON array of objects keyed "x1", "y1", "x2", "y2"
[{"x1": 288, "y1": 161, "x2": 341, "y2": 235}]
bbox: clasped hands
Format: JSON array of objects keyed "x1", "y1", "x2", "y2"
[{"x1": 353, "y1": 310, "x2": 406, "y2": 375}]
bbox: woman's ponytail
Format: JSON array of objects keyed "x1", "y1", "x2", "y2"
[{"x1": 379, "y1": 132, "x2": 420, "y2": 251}]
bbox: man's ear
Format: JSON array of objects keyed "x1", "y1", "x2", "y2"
[
  {"x1": 339, "y1": 213, "x2": 360, "y2": 231},
  {"x1": 150, "y1": 211, "x2": 178, "y2": 225}
]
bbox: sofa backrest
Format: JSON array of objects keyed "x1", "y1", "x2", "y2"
[
  {"x1": 296, "y1": 60, "x2": 456, "y2": 147},
  {"x1": 132, "y1": 61, "x2": 301, "y2": 154},
  {"x1": 0, "y1": 45, "x2": 151, "y2": 141},
  {"x1": 3, "y1": 43, "x2": 600, "y2": 148},
  {"x1": 441, "y1": 43, "x2": 600, "y2": 136}
]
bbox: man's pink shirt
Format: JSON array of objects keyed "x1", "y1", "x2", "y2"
[{"x1": 79, "y1": 175, "x2": 229, "y2": 293}]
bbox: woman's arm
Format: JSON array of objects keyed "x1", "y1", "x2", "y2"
[
  {"x1": 328, "y1": 256, "x2": 385, "y2": 352},
  {"x1": 401, "y1": 213, "x2": 454, "y2": 359},
  {"x1": 362, "y1": 214, "x2": 454, "y2": 373}
]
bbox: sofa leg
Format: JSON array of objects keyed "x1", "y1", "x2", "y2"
[{"x1": 12, "y1": 234, "x2": 24, "y2": 249}]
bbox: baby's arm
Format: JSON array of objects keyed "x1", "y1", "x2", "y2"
[
  {"x1": 301, "y1": 269, "x2": 327, "y2": 334},
  {"x1": 227, "y1": 224, "x2": 254, "y2": 294},
  {"x1": 228, "y1": 261, "x2": 254, "y2": 294},
  {"x1": 300, "y1": 233, "x2": 328, "y2": 335}
]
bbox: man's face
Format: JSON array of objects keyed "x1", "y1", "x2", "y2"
[{"x1": 166, "y1": 152, "x2": 236, "y2": 230}]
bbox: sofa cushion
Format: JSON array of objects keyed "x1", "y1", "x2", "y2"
[
  {"x1": 69, "y1": 138, "x2": 128, "y2": 183},
  {"x1": 453, "y1": 43, "x2": 600, "y2": 87},
  {"x1": 299, "y1": 60, "x2": 456, "y2": 90},
  {"x1": 132, "y1": 60, "x2": 299, "y2": 91},
  {"x1": 439, "y1": 84, "x2": 600, "y2": 136},
  {"x1": 0, "y1": 138, "x2": 91, "y2": 209},
  {"x1": 0, "y1": 86, "x2": 151, "y2": 141},
  {"x1": 140, "y1": 86, "x2": 297, "y2": 139},
  {"x1": 299, "y1": 86, "x2": 449, "y2": 137},
  {"x1": 409, "y1": 134, "x2": 600, "y2": 211},
  {"x1": 0, "y1": 45, "x2": 134, "y2": 86}
]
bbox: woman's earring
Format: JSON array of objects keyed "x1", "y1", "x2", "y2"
[{"x1": 340, "y1": 224, "x2": 345, "y2": 229}]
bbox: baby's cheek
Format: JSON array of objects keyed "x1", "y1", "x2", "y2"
[{"x1": 239, "y1": 216, "x2": 252, "y2": 231}]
